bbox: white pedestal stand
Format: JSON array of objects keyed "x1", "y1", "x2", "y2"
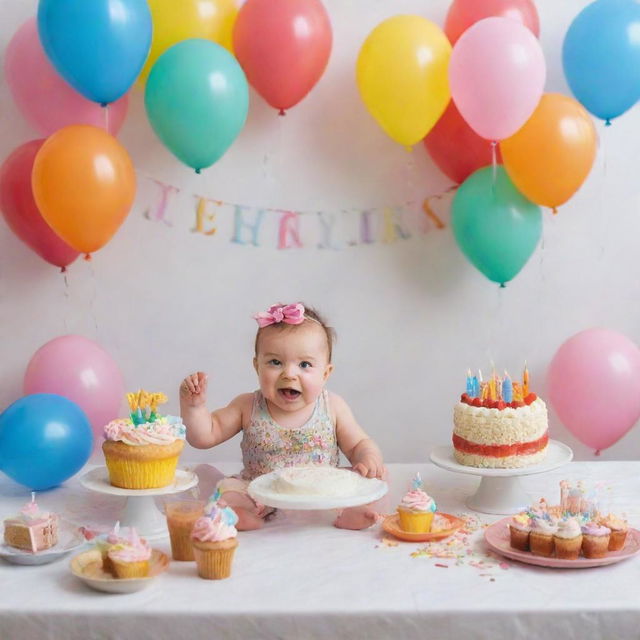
[
  {"x1": 430, "y1": 440, "x2": 573, "y2": 515},
  {"x1": 80, "y1": 467, "x2": 199, "y2": 541}
]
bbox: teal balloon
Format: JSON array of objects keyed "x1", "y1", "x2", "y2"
[
  {"x1": 452, "y1": 166, "x2": 542, "y2": 286},
  {"x1": 145, "y1": 39, "x2": 249, "y2": 172}
]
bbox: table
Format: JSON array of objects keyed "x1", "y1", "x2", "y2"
[{"x1": 1, "y1": 461, "x2": 639, "y2": 639}]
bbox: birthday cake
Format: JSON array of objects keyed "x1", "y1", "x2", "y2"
[
  {"x1": 3, "y1": 494, "x2": 58, "y2": 553},
  {"x1": 102, "y1": 390, "x2": 186, "y2": 489},
  {"x1": 271, "y1": 466, "x2": 364, "y2": 497},
  {"x1": 453, "y1": 367, "x2": 549, "y2": 468}
]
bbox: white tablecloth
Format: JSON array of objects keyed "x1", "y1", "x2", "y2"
[{"x1": 1, "y1": 461, "x2": 639, "y2": 640}]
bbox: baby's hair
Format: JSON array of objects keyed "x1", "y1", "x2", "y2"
[{"x1": 254, "y1": 304, "x2": 336, "y2": 361}]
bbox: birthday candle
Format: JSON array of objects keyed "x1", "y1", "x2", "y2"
[
  {"x1": 503, "y1": 373, "x2": 513, "y2": 403},
  {"x1": 412, "y1": 473, "x2": 423, "y2": 490},
  {"x1": 489, "y1": 375, "x2": 496, "y2": 401},
  {"x1": 496, "y1": 377, "x2": 503, "y2": 401},
  {"x1": 466, "y1": 369, "x2": 474, "y2": 396},
  {"x1": 472, "y1": 375, "x2": 479, "y2": 398},
  {"x1": 523, "y1": 363, "x2": 529, "y2": 397}
]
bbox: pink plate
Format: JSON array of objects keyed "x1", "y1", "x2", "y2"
[
  {"x1": 485, "y1": 517, "x2": 640, "y2": 568},
  {"x1": 382, "y1": 512, "x2": 464, "y2": 543}
]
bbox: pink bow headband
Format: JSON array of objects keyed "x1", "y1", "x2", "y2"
[{"x1": 254, "y1": 303, "x2": 307, "y2": 328}]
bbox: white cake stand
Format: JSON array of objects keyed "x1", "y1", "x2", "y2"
[
  {"x1": 80, "y1": 466, "x2": 198, "y2": 541},
  {"x1": 429, "y1": 440, "x2": 573, "y2": 515}
]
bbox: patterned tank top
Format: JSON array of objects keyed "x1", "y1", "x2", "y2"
[{"x1": 239, "y1": 389, "x2": 340, "y2": 480}]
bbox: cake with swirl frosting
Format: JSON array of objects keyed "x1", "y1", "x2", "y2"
[
  {"x1": 396, "y1": 473, "x2": 437, "y2": 533},
  {"x1": 453, "y1": 367, "x2": 549, "y2": 468},
  {"x1": 271, "y1": 466, "x2": 363, "y2": 497},
  {"x1": 102, "y1": 390, "x2": 186, "y2": 489}
]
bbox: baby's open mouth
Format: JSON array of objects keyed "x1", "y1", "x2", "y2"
[{"x1": 279, "y1": 388, "x2": 301, "y2": 400}]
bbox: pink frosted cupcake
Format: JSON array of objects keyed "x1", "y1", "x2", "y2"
[
  {"x1": 529, "y1": 516, "x2": 557, "y2": 557},
  {"x1": 581, "y1": 522, "x2": 611, "y2": 558},
  {"x1": 191, "y1": 504, "x2": 239, "y2": 580},
  {"x1": 107, "y1": 528, "x2": 152, "y2": 578},
  {"x1": 508, "y1": 513, "x2": 532, "y2": 551},
  {"x1": 554, "y1": 517, "x2": 582, "y2": 559},
  {"x1": 598, "y1": 514, "x2": 628, "y2": 551},
  {"x1": 396, "y1": 473, "x2": 437, "y2": 533}
]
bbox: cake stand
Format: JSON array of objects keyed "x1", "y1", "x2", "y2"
[
  {"x1": 80, "y1": 466, "x2": 198, "y2": 541},
  {"x1": 429, "y1": 440, "x2": 573, "y2": 515}
]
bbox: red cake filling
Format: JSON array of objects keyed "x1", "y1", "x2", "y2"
[{"x1": 452, "y1": 432, "x2": 549, "y2": 458}]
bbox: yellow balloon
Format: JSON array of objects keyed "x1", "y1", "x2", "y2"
[
  {"x1": 139, "y1": 0, "x2": 238, "y2": 84},
  {"x1": 357, "y1": 15, "x2": 451, "y2": 147}
]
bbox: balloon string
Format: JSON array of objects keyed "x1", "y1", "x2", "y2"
[
  {"x1": 491, "y1": 141, "x2": 498, "y2": 181},
  {"x1": 104, "y1": 105, "x2": 110, "y2": 134}
]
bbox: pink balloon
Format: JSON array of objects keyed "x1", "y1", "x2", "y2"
[
  {"x1": 449, "y1": 16, "x2": 545, "y2": 141},
  {"x1": 4, "y1": 18, "x2": 129, "y2": 136},
  {"x1": 0, "y1": 139, "x2": 79, "y2": 270},
  {"x1": 233, "y1": 0, "x2": 332, "y2": 113},
  {"x1": 547, "y1": 328, "x2": 640, "y2": 453},
  {"x1": 24, "y1": 335, "x2": 125, "y2": 448}
]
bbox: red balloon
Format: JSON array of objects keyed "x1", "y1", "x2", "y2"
[
  {"x1": 0, "y1": 140, "x2": 79, "y2": 270},
  {"x1": 444, "y1": 0, "x2": 540, "y2": 45},
  {"x1": 424, "y1": 101, "x2": 502, "y2": 184},
  {"x1": 233, "y1": 0, "x2": 332, "y2": 113}
]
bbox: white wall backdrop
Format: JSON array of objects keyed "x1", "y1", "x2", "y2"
[{"x1": 1, "y1": 0, "x2": 640, "y2": 465}]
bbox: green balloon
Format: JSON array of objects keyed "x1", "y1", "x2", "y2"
[
  {"x1": 452, "y1": 166, "x2": 542, "y2": 286},
  {"x1": 145, "y1": 39, "x2": 249, "y2": 172}
]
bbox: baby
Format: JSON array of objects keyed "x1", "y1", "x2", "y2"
[{"x1": 180, "y1": 302, "x2": 386, "y2": 531}]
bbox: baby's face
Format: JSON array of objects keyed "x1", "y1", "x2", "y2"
[{"x1": 254, "y1": 322, "x2": 333, "y2": 414}]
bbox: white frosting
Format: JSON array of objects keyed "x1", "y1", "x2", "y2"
[
  {"x1": 271, "y1": 466, "x2": 364, "y2": 497},
  {"x1": 453, "y1": 398, "x2": 548, "y2": 445}
]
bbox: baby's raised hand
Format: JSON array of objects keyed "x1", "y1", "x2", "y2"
[
  {"x1": 180, "y1": 372, "x2": 208, "y2": 407},
  {"x1": 352, "y1": 458, "x2": 386, "y2": 480}
]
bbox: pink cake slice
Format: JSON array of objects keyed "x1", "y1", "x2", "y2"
[{"x1": 4, "y1": 512, "x2": 59, "y2": 553}]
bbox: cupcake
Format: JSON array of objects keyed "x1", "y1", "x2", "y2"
[
  {"x1": 508, "y1": 513, "x2": 532, "y2": 551},
  {"x1": 107, "y1": 527, "x2": 152, "y2": 578},
  {"x1": 581, "y1": 522, "x2": 611, "y2": 558},
  {"x1": 554, "y1": 517, "x2": 582, "y2": 559},
  {"x1": 191, "y1": 503, "x2": 239, "y2": 580},
  {"x1": 598, "y1": 514, "x2": 628, "y2": 551},
  {"x1": 529, "y1": 516, "x2": 557, "y2": 557},
  {"x1": 94, "y1": 521, "x2": 131, "y2": 574},
  {"x1": 396, "y1": 473, "x2": 437, "y2": 533},
  {"x1": 103, "y1": 391, "x2": 186, "y2": 489}
]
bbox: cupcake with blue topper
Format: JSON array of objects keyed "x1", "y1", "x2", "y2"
[{"x1": 396, "y1": 473, "x2": 437, "y2": 533}]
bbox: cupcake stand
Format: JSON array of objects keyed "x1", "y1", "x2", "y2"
[
  {"x1": 80, "y1": 467, "x2": 198, "y2": 541},
  {"x1": 429, "y1": 440, "x2": 573, "y2": 515}
]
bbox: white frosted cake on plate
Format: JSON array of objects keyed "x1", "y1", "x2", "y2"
[{"x1": 271, "y1": 466, "x2": 364, "y2": 497}]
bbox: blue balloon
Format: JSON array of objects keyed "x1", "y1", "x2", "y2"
[
  {"x1": 145, "y1": 39, "x2": 249, "y2": 173},
  {"x1": 0, "y1": 394, "x2": 93, "y2": 490},
  {"x1": 38, "y1": 0, "x2": 152, "y2": 105},
  {"x1": 563, "y1": 0, "x2": 640, "y2": 123}
]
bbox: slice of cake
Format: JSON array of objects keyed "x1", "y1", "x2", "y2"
[
  {"x1": 453, "y1": 366, "x2": 549, "y2": 468},
  {"x1": 4, "y1": 494, "x2": 59, "y2": 553},
  {"x1": 272, "y1": 466, "x2": 363, "y2": 497}
]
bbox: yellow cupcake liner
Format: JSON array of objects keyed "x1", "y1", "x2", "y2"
[
  {"x1": 193, "y1": 540, "x2": 238, "y2": 580},
  {"x1": 397, "y1": 509, "x2": 434, "y2": 533},
  {"x1": 104, "y1": 455, "x2": 180, "y2": 489},
  {"x1": 110, "y1": 558, "x2": 149, "y2": 578}
]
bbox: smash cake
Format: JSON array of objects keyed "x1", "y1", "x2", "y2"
[
  {"x1": 271, "y1": 466, "x2": 365, "y2": 497},
  {"x1": 102, "y1": 390, "x2": 186, "y2": 489},
  {"x1": 3, "y1": 493, "x2": 58, "y2": 553},
  {"x1": 453, "y1": 366, "x2": 549, "y2": 469}
]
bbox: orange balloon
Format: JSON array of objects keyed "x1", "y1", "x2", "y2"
[
  {"x1": 500, "y1": 93, "x2": 597, "y2": 211},
  {"x1": 32, "y1": 125, "x2": 136, "y2": 254}
]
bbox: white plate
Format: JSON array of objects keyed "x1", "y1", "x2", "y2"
[
  {"x1": 70, "y1": 548, "x2": 169, "y2": 593},
  {"x1": 248, "y1": 470, "x2": 388, "y2": 510},
  {"x1": 0, "y1": 519, "x2": 86, "y2": 565},
  {"x1": 80, "y1": 466, "x2": 198, "y2": 496}
]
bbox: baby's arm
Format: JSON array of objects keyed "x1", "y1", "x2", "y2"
[
  {"x1": 332, "y1": 392, "x2": 385, "y2": 479},
  {"x1": 179, "y1": 372, "x2": 250, "y2": 449}
]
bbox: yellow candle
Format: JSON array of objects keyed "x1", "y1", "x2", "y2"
[
  {"x1": 523, "y1": 365, "x2": 529, "y2": 397},
  {"x1": 489, "y1": 377, "x2": 496, "y2": 401}
]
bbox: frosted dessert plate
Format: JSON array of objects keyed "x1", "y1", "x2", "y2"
[
  {"x1": 0, "y1": 519, "x2": 86, "y2": 565},
  {"x1": 485, "y1": 517, "x2": 640, "y2": 568},
  {"x1": 248, "y1": 469, "x2": 388, "y2": 510},
  {"x1": 70, "y1": 548, "x2": 170, "y2": 593}
]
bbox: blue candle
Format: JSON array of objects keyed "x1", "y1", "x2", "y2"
[
  {"x1": 472, "y1": 376, "x2": 479, "y2": 398},
  {"x1": 466, "y1": 369, "x2": 474, "y2": 396},
  {"x1": 503, "y1": 375, "x2": 513, "y2": 403}
]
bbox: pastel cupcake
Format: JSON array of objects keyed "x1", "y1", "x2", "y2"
[
  {"x1": 529, "y1": 516, "x2": 557, "y2": 557},
  {"x1": 103, "y1": 391, "x2": 186, "y2": 489},
  {"x1": 191, "y1": 503, "x2": 239, "y2": 580},
  {"x1": 396, "y1": 473, "x2": 437, "y2": 533},
  {"x1": 107, "y1": 527, "x2": 152, "y2": 578},
  {"x1": 598, "y1": 514, "x2": 628, "y2": 551},
  {"x1": 581, "y1": 522, "x2": 611, "y2": 558},
  {"x1": 508, "y1": 513, "x2": 532, "y2": 551},
  {"x1": 554, "y1": 517, "x2": 582, "y2": 560}
]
